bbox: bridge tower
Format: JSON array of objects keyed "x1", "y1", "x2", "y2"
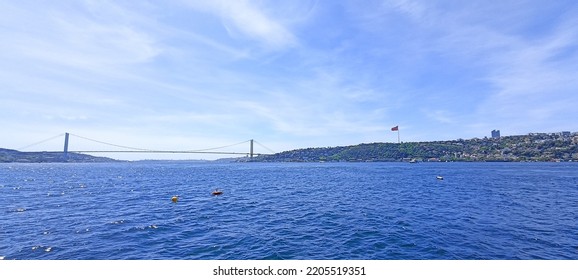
[
  {"x1": 250, "y1": 139, "x2": 254, "y2": 159},
  {"x1": 63, "y1": 132, "x2": 70, "y2": 160}
]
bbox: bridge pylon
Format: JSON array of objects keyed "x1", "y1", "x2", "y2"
[{"x1": 63, "y1": 132, "x2": 70, "y2": 161}]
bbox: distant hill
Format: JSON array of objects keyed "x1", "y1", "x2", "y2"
[
  {"x1": 0, "y1": 148, "x2": 118, "y2": 163},
  {"x1": 253, "y1": 132, "x2": 578, "y2": 162}
]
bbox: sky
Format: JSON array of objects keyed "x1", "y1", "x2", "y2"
[{"x1": 1, "y1": 0, "x2": 578, "y2": 160}]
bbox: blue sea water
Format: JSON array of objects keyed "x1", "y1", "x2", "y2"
[{"x1": 1, "y1": 162, "x2": 577, "y2": 260}]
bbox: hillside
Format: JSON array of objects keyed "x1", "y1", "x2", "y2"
[
  {"x1": 0, "y1": 148, "x2": 118, "y2": 163},
  {"x1": 254, "y1": 132, "x2": 578, "y2": 162}
]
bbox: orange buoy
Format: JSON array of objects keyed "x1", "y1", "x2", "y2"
[{"x1": 171, "y1": 196, "x2": 179, "y2": 203}]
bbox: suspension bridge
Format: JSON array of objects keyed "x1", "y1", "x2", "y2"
[{"x1": 18, "y1": 133, "x2": 275, "y2": 160}]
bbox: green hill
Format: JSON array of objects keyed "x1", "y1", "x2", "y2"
[
  {"x1": 254, "y1": 132, "x2": 578, "y2": 162},
  {"x1": 0, "y1": 148, "x2": 118, "y2": 163}
]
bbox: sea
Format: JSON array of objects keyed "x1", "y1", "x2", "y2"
[{"x1": 1, "y1": 162, "x2": 577, "y2": 260}]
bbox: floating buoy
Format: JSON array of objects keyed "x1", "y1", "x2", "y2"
[
  {"x1": 212, "y1": 189, "x2": 223, "y2": 196},
  {"x1": 171, "y1": 196, "x2": 179, "y2": 203},
  {"x1": 436, "y1": 176, "x2": 444, "y2": 180}
]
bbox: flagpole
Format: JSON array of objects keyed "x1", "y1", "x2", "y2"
[{"x1": 391, "y1": 125, "x2": 400, "y2": 144}]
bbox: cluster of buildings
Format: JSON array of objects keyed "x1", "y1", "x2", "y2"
[
  {"x1": 528, "y1": 131, "x2": 574, "y2": 137},
  {"x1": 491, "y1": 130, "x2": 576, "y2": 139}
]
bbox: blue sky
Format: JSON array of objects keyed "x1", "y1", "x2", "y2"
[{"x1": 1, "y1": 0, "x2": 577, "y2": 160}]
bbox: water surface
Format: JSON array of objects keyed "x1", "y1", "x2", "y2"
[{"x1": 1, "y1": 162, "x2": 576, "y2": 259}]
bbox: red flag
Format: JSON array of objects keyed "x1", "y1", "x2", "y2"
[{"x1": 391, "y1": 126, "x2": 399, "y2": 131}]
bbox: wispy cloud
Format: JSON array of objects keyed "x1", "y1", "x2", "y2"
[
  {"x1": 357, "y1": 1, "x2": 578, "y2": 137},
  {"x1": 387, "y1": 0, "x2": 427, "y2": 20},
  {"x1": 182, "y1": 0, "x2": 298, "y2": 50},
  {"x1": 1, "y1": 1, "x2": 577, "y2": 158},
  {"x1": 424, "y1": 110, "x2": 456, "y2": 124},
  {"x1": 1, "y1": 3, "x2": 161, "y2": 70},
  {"x1": 463, "y1": 10, "x2": 578, "y2": 133}
]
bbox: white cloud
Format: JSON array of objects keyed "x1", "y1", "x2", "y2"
[
  {"x1": 387, "y1": 0, "x2": 427, "y2": 20},
  {"x1": 181, "y1": 0, "x2": 297, "y2": 49},
  {"x1": 2, "y1": 1, "x2": 577, "y2": 159},
  {"x1": 380, "y1": 1, "x2": 578, "y2": 134},
  {"x1": 425, "y1": 110, "x2": 455, "y2": 124},
  {"x1": 471, "y1": 19, "x2": 578, "y2": 131},
  {"x1": 0, "y1": 3, "x2": 161, "y2": 70}
]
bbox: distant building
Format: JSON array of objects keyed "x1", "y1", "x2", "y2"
[{"x1": 491, "y1": 130, "x2": 500, "y2": 139}]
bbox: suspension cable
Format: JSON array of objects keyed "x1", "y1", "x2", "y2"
[
  {"x1": 17, "y1": 133, "x2": 65, "y2": 150},
  {"x1": 182, "y1": 140, "x2": 251, "y2": 152},
  {"x1": 69, "y1": 133, "x2": 155, "y2": 151},
  {"x1": 253, "y1": 140, "x2": 276, "y2": 154},
  {"x1": 70, "y1": 133, "x2": 253, "y2": 153},
  {"x1": 20, "y1": 133, "x2": 270, "y2": 154}
]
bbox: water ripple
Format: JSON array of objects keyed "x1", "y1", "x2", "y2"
[{"x1": 1, "y1": 162, "x2": 577, "y2": 259}]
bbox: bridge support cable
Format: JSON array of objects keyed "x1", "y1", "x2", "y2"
[
  {"x1": 69, "y1": 133, "x2": 156, "y2": 152},
  {"x1": 19, "y1": 133, "x2": 273, "y2": 156},
  {"x1": 66, "y1": 133, "x2": 266, "y2": 155},
  {"x1": 253, "y1": 140, "x2": 276, "y2": 154},
  {"x1": 17, "y1": 133, "x2": 65, "y2": 151},
  {"x1": 181, "y1": 140, "x2": 251, "y2": 153},
  {"x1": 68, "y1": 150, "x2": 264, "y2": 155}
]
